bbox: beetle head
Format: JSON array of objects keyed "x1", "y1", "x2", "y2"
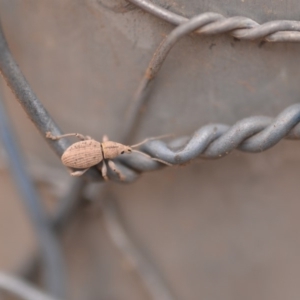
[{"x1": 102, "y1": 141, "x2": 132, "y2": 159}]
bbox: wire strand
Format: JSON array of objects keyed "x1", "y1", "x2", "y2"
[
  {"x1": 102, "y1": 192, "x2": 176, "y2": 300},
  {"x1": 127, "y1": 0, "x2": 300, "y2": 42},
  {"x1": 0, "y1": 23, "x2": 68, "y2": 157},
  {"x1": 0, "y1": 272, "x2": 60, "y2": 300},
  {"x1": 115, "y1": 103, "x2": 300, "y2": 177},
  {"x1": 0, "y1": 93, "x2": 66, "y2": 297}
]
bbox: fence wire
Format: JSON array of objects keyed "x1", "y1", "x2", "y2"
[
  {"x1": 0, "y1": 272, "x2": 60, "y2": 300},
  {"x1": 1, "y1": 5, "x2": 300, "y2": 183},
  {"x1": 0, "y1": 0, "x2": 300, "y2": 299},
  {"x1": 127, "y1": 0, "x2": 300, "y2": 42},
  {"x1": 102, "y1": 190, "x2": 176, "y2": 300},
  {"x1": 0, "y1": 1, "x2": 300, "y2": 300},
  {"x1": 0, "y1": 91, "x2": 66, "y2": 297}
]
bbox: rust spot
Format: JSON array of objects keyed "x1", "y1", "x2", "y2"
[{"x1": 145, "y1": 68, "x2": 154, "y2": 80}]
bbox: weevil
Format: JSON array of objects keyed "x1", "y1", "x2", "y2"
[{"x1": 46, "y1": 132, "x2": 171, "y2": 180}]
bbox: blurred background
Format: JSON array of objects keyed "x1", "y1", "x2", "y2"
[{"x1": 1, "y1": 0, "x2": 300, "y2": 299}]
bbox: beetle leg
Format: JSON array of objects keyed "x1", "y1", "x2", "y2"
[
  {"x1": 46, "y1": 132, "x2": 90, "y2": 141},
  {"x1": 131, "y1": 149, "x2": 173, "y2": 166},
  {"x1": 108, "y1": 160, "x2": 125, "y2": 181},
  {"x1": 100, "y1": 160, "x2": 109, "y2": 181},
  {"x1": 70, "y1": 168, "x2": 89, "y2": 176}
]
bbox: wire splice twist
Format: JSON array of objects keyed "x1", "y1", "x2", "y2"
[
  {"x1": 128, "y1": 0, "x2": 300, "y2": 42},
  {"x1": 115, "y1": 103, "x2": 300, "y2": 182}
]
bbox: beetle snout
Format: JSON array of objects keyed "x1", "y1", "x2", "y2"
[{"x1": 121, "y1": 147, "x2": 132, "y2": 154}]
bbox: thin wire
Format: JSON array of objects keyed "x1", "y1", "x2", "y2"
[
  {"x1": 124, "y1": 13, "x2": 224, "y2": 139},
  {"x1": 0, "y1": 95, "x2": 66, "y2": 298},
  {"x1": 140, "y1": 104, "x2": 300, "y2": 163},
  {"x1": 2, "y1": 3, "x2": 299, "y2": 299},
  {"x1": 0, "y1": 23, "x2": 68, "y2": 157},
  {"x1": 123, "y1": 12, "x2": 223, "y2": 141},
  {"x1": 102, "y1": 192, "x2": 176, "y2": 300},
  {"x1": 18, "y1": 178, "x2": 86, "y2": 280},
  {"x1": 0, "y1": 20, "x2": 88, "y2": 281},
  {"x1": 0, "y1": 272, "x2": 60, "y2": 300},
  {"x1": 0, "y1": 18, "x2": 153, "y2": 300},
  {"x1": 0, "y1": 21, "x2": 104, "y2": 181},
  {"x1": 52, "y1": 178, "x2": 86, "y2": 230},
  {"x1": 128, "y1": 0, "x2": 187, "y2": 25},
  {"x1": 127, "y1": 0, "x2": 300, "y2": 42},
  {"x1": 125, "y1": 9, "x2": 300, "y2": 141},
  {"x1": 115, "y1": 103, "x2": 300, "y2": 171},
  {"x1": 94, "y1": 99, "x2": 300, "y2": 182},
  {"x1": 1, "y1": 4, "x2": 300, "y2": 178},
  {"x1": 122, "y1": 9, "x2": 300, "y2": 169}
]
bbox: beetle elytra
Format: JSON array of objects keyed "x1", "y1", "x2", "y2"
[{"x1": 46, "y1": 132, "x2": 171, "y2": 180}]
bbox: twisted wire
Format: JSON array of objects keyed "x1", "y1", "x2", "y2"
[
  {"x1": 125, "y1": 12, "x2": 223, "y2": 139},
  {"x1": 124, "y1": 7, "x2": 300, "y2": 145},
  {"x1": 2, "y1": 6, "x2": 300, "y2": 184},
  {"x1": 116, "y1": 103, "x2": 300, "y2": 180},
  {"x1": 127, "y1": 0, "x2": 300, "y2": 42},
  {"x1": 119, "y1": 6, "x2": 300, "y2": 182}
]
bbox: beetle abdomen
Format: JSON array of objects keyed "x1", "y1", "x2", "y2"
[{"x1": 61, "y1": 140, "x2": 103, "y2": 169}]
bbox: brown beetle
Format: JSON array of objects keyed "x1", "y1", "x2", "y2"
[{"x1": 46, "y1": 132, "x2": 171, "y2": 180}]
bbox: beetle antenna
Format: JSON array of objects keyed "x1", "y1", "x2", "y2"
[
  {"x1": 131, "y1": 134, "x2": 174, "y2": 148},
  {"x1": 132, "y1": 149, "x2": 172, "y2": 166}
]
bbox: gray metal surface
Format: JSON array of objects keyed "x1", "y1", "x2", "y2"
[{"x1": 0, "y1": 0, "x2": 300, "y2": 300}]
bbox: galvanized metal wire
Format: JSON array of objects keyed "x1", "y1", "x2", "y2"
[
  {"x1": 117, "y1": 103, "x2": 300, "y2": 178},
  {"x1": 1, "y1": 3, "x2": 300, "y2": 184},
  {"x1": 144, "y1": 104, "x2": 300, "y2": 160},
  {"x1": 18, "y1": 178, "x2": 85, "y2": 281},
  {"x1": 0, "y1": 272, "x2": 60, "y2": 300},
  {"x1": 117, "y1": 4, "x2": 300, "y2": 182},
  {"x1": 0, "y1": 21, "x2": 104, "y2": 181},
  {"x1": 125, "y1": 12, "x2": 243, "y2": 139},
  {"x1": 127, "y1": 0, "x2": 300, "y2": 42},
  {"x1": 102, "y1": 190, "x2": 176, "y2": 300},
  {"x1": 0, "y1": 93, "x2": 66, "y2": 298},
  {"x1": 0, "y1": 24, "x2": 68, "y2": 157},
  {"x1": 1, "y1": 3, "x2": 300, "y2": 300},
  {"x1": 2, "y1": 7, "x2": 300, "y2": 184}
]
